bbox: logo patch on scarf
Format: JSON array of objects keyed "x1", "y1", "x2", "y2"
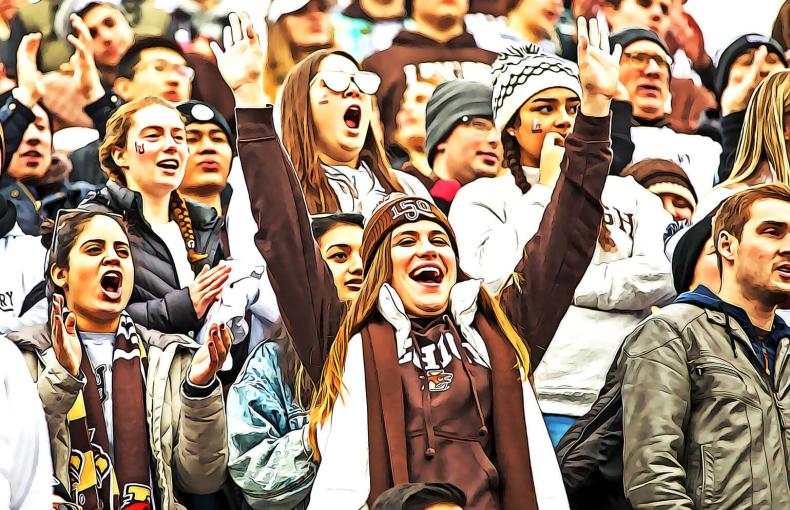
[
  {"x1": 424, "y1": 369, "x2": 454, "y2": 392},
  {"x1": 122, "y1": 483, "x2": 152, "y2": 510}
]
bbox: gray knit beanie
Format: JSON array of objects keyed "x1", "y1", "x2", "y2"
[
  {"x1": 425, "y1": 80, "x2": 494, "y2": 166},
  {"x1": 491, "y1": 44, "x2": 582, "y2": 132}
]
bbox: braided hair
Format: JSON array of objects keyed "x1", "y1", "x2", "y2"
[
  {"x1": 502, "y1": 122, "x2": 531, "y2": 195},
  {"x1": 99, "y1": 96, "x2": 208, "y2": 269}
]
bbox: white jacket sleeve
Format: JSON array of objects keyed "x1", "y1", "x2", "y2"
[
  {"x1": 573, "y1": 186, "x2": 675, "y2": 311},
  {"x1": 450, "y1": 179, "x2": 553, "y2": 294}
]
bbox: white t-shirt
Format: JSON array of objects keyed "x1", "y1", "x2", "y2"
[
  {"x1": 150, "y1": 221, "x2": 196, "y2": 288},
  {"x1": 81, "y1": 332, "x2": 116, "y2": 460}
]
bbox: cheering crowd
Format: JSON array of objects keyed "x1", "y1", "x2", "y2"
[{"x1": 0, "y1": 0, "x2": 789, "y2": 509}]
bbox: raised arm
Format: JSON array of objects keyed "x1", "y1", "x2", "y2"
[
  {"x1": 500, "y1": 18, "x2": 619, "y2": 366},
  {"x1": 212, "y1": 13, "x2": 344, "y2": 383}
]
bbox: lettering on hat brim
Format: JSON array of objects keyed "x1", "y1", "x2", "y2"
[{"x1": 390, "y1": 198, "x2": 435, "y2": 222}]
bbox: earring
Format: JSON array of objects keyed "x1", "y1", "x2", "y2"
[
  {"x1": 531, "y1": 119, "x2": 542, "y2": 133},
  {"x1": 507, "y1": 128, "x2": 516, "y2": 136}
]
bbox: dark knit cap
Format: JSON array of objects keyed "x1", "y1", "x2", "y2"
[
  {"x1": 176, "y1": 100, "x2": 233, "y2": 141},
  {"x1": 670, "y1": 216, "x2": 713, "y2": 294},
  {"x1": 622, "y1": 158, "x2": 698, "y2": 208},
  {"x1": 425, "y1": 80, "x2": 494, "y2": 166},
  {"x1": 610, "y1": 27, "x2": 671, "y2": 59},
  {"x1": 714, "y1": 34, "x2": 787, "y2": 98},
  {"x1": 372, "y1": 482, "x2": 466, "y2": 510},
  {"x1": 360, "y1": 196, "x2": 457, "y2": 273}
]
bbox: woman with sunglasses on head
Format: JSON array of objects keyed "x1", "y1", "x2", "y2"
[
  {"x1": 3, "y1": 209, "x2": 230, "y2": 509},
  {"x1": 80, "y1": 96, "x2": 232, "y2": 337},
  {"x1": 450, "y1": 30, "x2": 675, "y2": 446},
  {"x1": 215, "y1": 14, "x2": 615, "y2": 509},
  {"x1": 278, "y1": 47, "x2": 430, "y2": 217}
]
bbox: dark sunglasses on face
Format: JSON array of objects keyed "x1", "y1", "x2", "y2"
[{"x1": 310, "y1": 70, "x2": 382, "y2": 95}]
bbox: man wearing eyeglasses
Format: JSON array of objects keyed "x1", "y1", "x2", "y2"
[
  {"x1": 611, "y1": 28, "x2": 721, "y2": 199},
  {"x1": 421, "y1": 80, "x2": 502, "y2": 214}
]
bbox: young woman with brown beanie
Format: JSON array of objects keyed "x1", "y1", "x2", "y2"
[{"x1": 215, "y1": 12, "x2": 613, "y2": 510}]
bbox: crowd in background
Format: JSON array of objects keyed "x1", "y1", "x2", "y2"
[{"x1": 1, "y1": 1, "x2": 790, "y2": 510}]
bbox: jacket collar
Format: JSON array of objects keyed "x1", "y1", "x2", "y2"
[{"x1": 376, "y1": 279, "x2": 490, "y2": 365}]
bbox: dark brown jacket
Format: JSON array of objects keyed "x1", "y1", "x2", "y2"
[{"x1": 235, "y1": 107, "x2": 612, "y2": 506}]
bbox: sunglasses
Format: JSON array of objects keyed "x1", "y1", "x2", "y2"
[
  {"x1": 49, "y1": 208, "x2": 125, "y2": 258},
  {"x1": 310, "y1": 70, "x2": 382, "y2": 95}
]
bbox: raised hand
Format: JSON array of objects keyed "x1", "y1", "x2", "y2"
[
  {"x1": 577, "y1": 17, "x2": 622, "y2": 116},
  {"x1": 188, "y1": 323, "x2": 232, "y2": 386},
  {"x1": 50, "y1": 294, "x2": 81, "y2": 377},
  {"x1": 538, "y1": 132, "x2": 565, "y2": 187},
  {"x1": 15, "y1": 33, "x2": 45, "y2": 108},
  {"x1": 67, "y1": 14, "x2": 104, "y2": 103},
  {"x1": 720, "y1": 45, "x2": 767, "y2": 116},
  {"x1": 210, "y1": 12, "x2": 266, "y2": 107},
  {"x1": 188, "y1": 263, "x2": 232, "y2": 318}
]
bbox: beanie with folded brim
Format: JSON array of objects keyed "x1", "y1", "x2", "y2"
[
  {"x1": 176, "y1": 100, "x2": 233, "y2": 142},
  {"x1": 492, "y1": 43, "x2": 582, "y2": 133},
  {"x1": 609, "y1": 28, "x2": 671, "y2": 56},
  {"x1": 361, "y1": 195, "x2": 458, "y2": 273},
  {"x1": 622, "y1": 158, "x2": 698, "y2": 208},
  {"x1": 714, "y1": 34, "x2": 788, "y2": 99},
  {"x1": 669, "y1": 216, "x2": 713, "y2": 294},
  {"x1": 425, "y1": 80, "x2": 494, "y2": 166}
]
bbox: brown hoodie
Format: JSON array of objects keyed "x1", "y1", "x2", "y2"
[
  {"x1": 361, "y1": 29, "x2": 496, "y2": 146},
  {"x1": 234, "y1": 107, "x2": 613, "y2": 507}
]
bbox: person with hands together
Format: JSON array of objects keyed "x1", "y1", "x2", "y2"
[
  {"x1": 451, "y1": 17, "x2": 675, "y2": 446},
  {"x1": 3, "y1": 209, "x2": 228, "y2": 509}
]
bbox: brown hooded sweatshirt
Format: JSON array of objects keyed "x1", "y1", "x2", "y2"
[
  {"x1": 361, "y1": 29, "x2": 496, "y2": 146},
  {"x1": 234, "y1": 107, "x2": 612, "y2": 507}
]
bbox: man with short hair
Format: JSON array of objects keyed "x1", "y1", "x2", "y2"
[
  {"x1": 619, "y1": 183, "x2": 790, "y2": 509},
  {"x1": 362, "y1": 0, "x2": 496, "y2": 147},
  {"x1": 422, "y1": 79, "x2": 502, "y2": 212},
  {"x1": 611, "y1": 28, "x2": 721, "y2": 197}
]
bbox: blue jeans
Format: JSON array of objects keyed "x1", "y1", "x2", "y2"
[{"x1": 543, "y1": 414, "x2": 576, "y2": 447}]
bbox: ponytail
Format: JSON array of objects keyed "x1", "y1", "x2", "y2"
[{"x1": 169, "y1": 192, "x2": 208, "y2": 268}]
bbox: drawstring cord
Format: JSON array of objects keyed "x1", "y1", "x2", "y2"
[{"x1": 443, "y1": 317, "x2": 489, "y2": 439}]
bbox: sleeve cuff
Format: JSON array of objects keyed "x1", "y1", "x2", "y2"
[{"x1": 182, "y1": 370, "x2": 220, "y2": 399}]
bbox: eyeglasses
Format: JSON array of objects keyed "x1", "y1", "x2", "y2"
[
  {"x1": 623, "y1": 52, "x2": 672, "y2": 73},
  {"x1": 137, "y1": 59, "x2": 195, "y2": 81},
  {"x1": 460, "y1": 116, "x2": 496, "y2": 132},
  {"x1": 310, "y1": 70, "x2": 382, "y2": 95}
]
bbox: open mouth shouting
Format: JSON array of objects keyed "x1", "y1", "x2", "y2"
[
  {"x1": 157, "y1": 158, "x2": 180, "y2": 175},
  {"x1": 345, "y1": 277, "x2": 363, "y2": 292},
  {"x1": 409, "y1": 263, "x2": 445, "y2": 288},
  {"x1": 777, "y1": 262, "x2": 790, "y2": 280},
  {"x1": 343, "y1": 104, "x2": 362, "y2": 131},
  {"x1": 100, "y1": 269, "x2": 123, "y2": 302}
]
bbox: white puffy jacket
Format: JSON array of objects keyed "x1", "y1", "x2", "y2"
[
  {"x1": 450, "y1": 173, "x2": 676, "y2": 417},
  {"x1": 0, "y1": 225, "x2": 46, "y2": 334}
]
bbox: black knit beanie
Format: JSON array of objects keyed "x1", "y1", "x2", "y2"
[
  {"x1": 176, "y1": 100, "x2": 233, "y2": 142},
  {"x1": 424, "y1": 80, "x2": 494, "y2": 166},
  {"x1": 610, "y1": 28, "x2": 672, "y2": 63},
  {"x1": 0, "y1": 194, "x2": 18, "y2": 238},
  {"x1": 670, "y1": 216, "x2": 713, "y2": 294},
  {"x1": 714, "y1": 34, "x2": 787, "y2": 99}
]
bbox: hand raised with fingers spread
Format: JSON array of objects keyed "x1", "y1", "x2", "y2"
[
  {"x1": 189, "y1": 323, "x2": 233, "y2": 386},
  {"x1": 577, "y1": 17, "x2": 622, "y2": 116},
  {"x1": 15, "y1": 33, "x2": 45, "y2": 108},
  {"x1": 50, "y1": 294, "x2": 82, "y2": 377},
  {"x1": 720, "y1": 45, "x2": 768, "y2": 116},
  {"x1": 188, "y1": 263, "x2": 232, "y2": 318},
  {"x1": 210, "y1": 12, "x2": 266, "y2": 107},
  {"x1": 67, "y1": 14, "x2": 104, "y2": 103}
]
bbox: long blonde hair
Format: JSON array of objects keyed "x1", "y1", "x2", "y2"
[
  {"x1": 307, "y1": 233, "x2": 531, "y2": 459},
  {"x1": 725, "y1": 70, "x2": 790, "y2": 187}
]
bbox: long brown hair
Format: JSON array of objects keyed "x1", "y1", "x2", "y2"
[
  {"x1": 307, "y1": 233, "x2": 531, "y2": 459},
  {"x1": 279, "y1": 49, "x2": 403, "y2": 214},
  {"x1": 99, "y1": 96, "x2": 208, "y2": 268}
]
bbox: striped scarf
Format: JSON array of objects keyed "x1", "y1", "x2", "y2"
[{"x1": 65, "y1": 311, "x2": 158, "y2": 509}]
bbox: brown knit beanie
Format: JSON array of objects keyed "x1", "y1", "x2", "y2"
[
  {"x1": 622, "y1": 158, "x2": 698, "y2": 208},
  {"x1": 360, "y1": 196, "x2": 458, "y2": 273}
]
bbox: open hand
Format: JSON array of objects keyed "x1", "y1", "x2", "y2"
[
  {"x1": 577, "y1": 17, "x2": 622, "y2": 116},
  {"x1": 188, "y1": 263, "x2": 232, "y2": 318},
  {"x1": 720, "y1": 45, "x2": 767, "y2": 116},
  {"x1": 67, "y1": 14, "x2": 104, "y2": 103},
  {"x1": 210, "y1": 12, "x2": 266, "y2": 107},
  {"x1": 50, "y1": 294, "x2": 81, "y2": 377},
  {"x1": 189, "y1": 323, "x2": 232, "y2": 386},
  {"x1": 15, "y1": 33, "x2": 44, "y2": 108}
]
